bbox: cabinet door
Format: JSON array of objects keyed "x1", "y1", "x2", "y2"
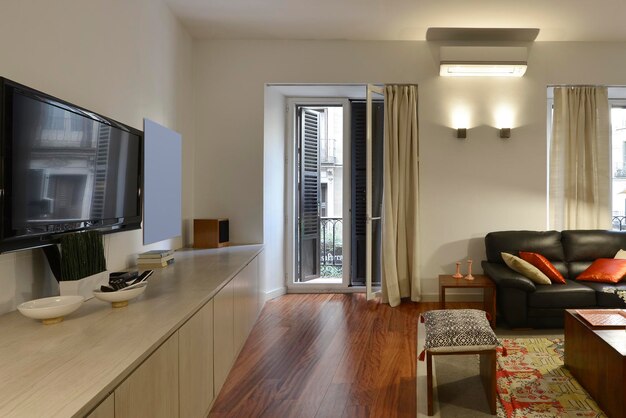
[
  {"x1": 233, "y1": 264, "x2": 250, "y2": 353},
  {"x1": 86, "y1": 393, "x2": 114, "y2": 418},
  {"x1": 234, "y1": 257, "x2": 261, "y2": 354},
  {"x1": 115, "y1": 333, "x2": 179, "y2": 418},
  {"x1": 179, "y1": 299, "x2": 214, "y2": 418},
  {"x1": 213, "y1": 280, "x2": 234, "y2": 394},
  {"x1": 247, "y1": 257, "x2": 260, "y2": 327}
]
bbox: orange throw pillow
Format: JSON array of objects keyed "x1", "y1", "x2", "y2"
[
  {"x1": 519, "y1": 251, "x2": 566, "y2": 284},
  {"x1": 577, "y1": 258, "x2": 626, "y2": 284}
]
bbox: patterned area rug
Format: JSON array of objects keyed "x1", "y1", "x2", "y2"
[{"x1": 497, "y1": 338, "x2": 606, "y2": 417}]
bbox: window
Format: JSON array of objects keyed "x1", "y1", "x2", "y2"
[
  {"x1": 611, "y1": 104, "x2": 626, "y2": 230},
  {"x1": 547, "y1": 87, "x2": 626, "y2": 230}
]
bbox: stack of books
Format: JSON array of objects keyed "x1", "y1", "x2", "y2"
[{"x1": 137, "y1": 249, "x2": 175, "y2": 269}]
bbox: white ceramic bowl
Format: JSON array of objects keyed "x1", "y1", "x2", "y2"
[
  {"x1": 17, "y1": 295, "x2": 84, "y2": 324},
  {"x1": 92, "y1": 283, "x2": 147, "y2": 308}
]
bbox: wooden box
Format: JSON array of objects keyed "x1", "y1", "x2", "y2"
[{"x1": 194, "y1": 219, "x2": 229, "y2": 248}]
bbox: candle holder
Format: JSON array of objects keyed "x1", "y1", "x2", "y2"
[
  {"x1": 453, "y1": 262, "x2": 463, "y2": 279},
  {"x1": 464, "y1": 259, "x2": 475, "y2": 281}
]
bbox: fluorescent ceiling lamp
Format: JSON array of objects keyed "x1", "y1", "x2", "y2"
[
  {"x1": 440, "y1": 63, "x2": 527, "y2": 77},
  {"x1": 439, "y1": 46, "x2": 528, "y2": 77}
]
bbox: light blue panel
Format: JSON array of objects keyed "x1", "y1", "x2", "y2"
[{"x1": 143, "y1": 119, "x2": 182, "y2": 245}]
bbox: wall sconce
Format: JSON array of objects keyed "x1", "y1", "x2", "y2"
[
  {"x1": 499, "y1": 128, "x2": 511, "y2": 139},
  {"x1": 457, "y1": 128, "x2": 467, "y2": 139}
]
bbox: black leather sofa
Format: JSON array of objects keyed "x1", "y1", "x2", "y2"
[{"x1": 482, "y1": 230, "x2": 626, "y2": 328}]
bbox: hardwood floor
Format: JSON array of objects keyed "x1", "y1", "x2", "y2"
[{"x1": 209, "y1": 293, "x2": 480, "y2": 418}]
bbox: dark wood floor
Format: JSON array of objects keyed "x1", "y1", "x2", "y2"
[{"x1": 209, "y1": 293, "x2": 480, "y2": 418}]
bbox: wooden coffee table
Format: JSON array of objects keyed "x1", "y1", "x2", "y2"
[
  {"x1": 564, "y1": 309, "x2": 626, "y2": 418},
  {"x1": 438, "y1": 274, "x2": 496, "y2": 328}
]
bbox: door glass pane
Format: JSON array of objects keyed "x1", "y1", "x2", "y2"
[
  {"x1": 298, "y1": 108, "x2": 321, "y2": 281},
  {"x1": 320, "y1": 107, "x2": 343, "y2": 279}
]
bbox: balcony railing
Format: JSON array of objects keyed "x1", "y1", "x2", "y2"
[
  {"x1": 613, "y1": 216, "x2": 626, "y2": 231},
  {"x1": 320, "y1": 217, "x2": 342, "y2": 278}
]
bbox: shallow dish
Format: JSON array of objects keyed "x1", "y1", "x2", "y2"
[
  {"x1": 93, "y1": 283, "x2": 147, "y2": 308},
  {"x1": 17, "y1": 295, "x2": 84, "y2": 325}
]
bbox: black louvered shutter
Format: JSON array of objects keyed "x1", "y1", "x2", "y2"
[
  {"x1": 351, "y1": 103, "x2": 367, "y2": 284},
  {"x1": 351, "y1": 101, "x2": 384, "y2": 286},
  {"x1": 299, "y1": 108, "x2": 321, "y2": 280}
]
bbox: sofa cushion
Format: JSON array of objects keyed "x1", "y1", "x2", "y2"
[
  {"x1": 615, "y1": 249, "x2": 626, "y2": 259},
  {"x1": 567, "y1": 261, "x2": 593, "y2": 279},
  {"x1": 527, "y1": 280, "x2": 596, "y2": 309},
  {"x1": 577, "y1": 258, "x2": 626, "y2": 284},
  {"x1": 420, "y1": 309, "x2": 499, "y2": 353},
  {"x1": 562, "y1": 230, "x2": 626, "y2": 262},
  {"x1": 485, "y1": 231, "x2": 564, "y2": 264},
  {"x1": 579, "y1": 281, "x2": 626, "y2": 307},
  {"x1": 519, "y1": 251, "x2": 567, "y2": 284},
  {"x1": 551, "y1": 261, "x2": 569, "y2": 278},
  {"x1": 502, "y1": 253, "x2": 552, "y2": 285},
  {"x1": 482, "y1": 262, "x2": 536, "y2": 292}
]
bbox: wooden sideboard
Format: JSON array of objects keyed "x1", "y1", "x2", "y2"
[{"x1": 0, "y1": 245, "x2": 263, "y2": 418}]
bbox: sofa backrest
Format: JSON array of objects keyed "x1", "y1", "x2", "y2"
[
  {"x1": 484, "y1": 230, "x2": 564, "y2": 264},
  {"x1": 485, "y1": 229, "x2": 626, "y2": 279},
  {"x1": 561, "y1": 230, "x2": 626, "y2": 260},
  {"x1": 562, "y1": 230, "x2": 626, "y2": 277}
]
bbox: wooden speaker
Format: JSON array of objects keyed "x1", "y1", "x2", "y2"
[{"x1": 194, "y1": 219, "x2": 229, "y2": 248}]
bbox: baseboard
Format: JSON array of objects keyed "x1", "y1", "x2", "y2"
[
  {"x1": 287, "y1": 287, "x2": 365, "y2": 294},
  {"x1": 265, "y1": 286, "x2": 287, "y2": 301},
  {"x1": 265, "y1": 288, "x2": 482, "y2": 302}
]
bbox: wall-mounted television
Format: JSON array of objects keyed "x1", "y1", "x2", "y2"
[{"x1": 0, "y1": 78, "x2": 142, "y2": 252}]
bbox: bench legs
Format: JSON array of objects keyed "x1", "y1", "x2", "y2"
[
  {"x1": 480, "y1": 350, "x2": 497, "y2": 414},
  {"x1": 426, "y1": 352, "x2": 434, "y2": 416},
  {"x1": 426, "y1": 349, "x2": 496, "y2": 416}
]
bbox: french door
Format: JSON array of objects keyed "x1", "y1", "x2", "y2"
[
  {"x1": 286, "y1": 91, "x2": 384, "y2": 294},
  {"x1": 291, "y1": 100, "x2": 351, "y2": 288},
  {"x1": 298, "y1": 107, "x2": 321, "y2": 280}
]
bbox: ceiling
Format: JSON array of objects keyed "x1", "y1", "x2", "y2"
[{"x1": 166, "y1": 0, "x2": 626, "y2": 42}]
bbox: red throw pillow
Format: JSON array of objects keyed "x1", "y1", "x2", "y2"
[
  {"x1": 519, "y1": 251, "x2": 566, "y2": 284},
  {"x1": 577, "y1": 258, "x2": 626, "y2": 284}
]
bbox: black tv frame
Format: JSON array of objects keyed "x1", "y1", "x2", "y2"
[{"x1": 0, "y1": 78, "x2": 143, "y2": 253}]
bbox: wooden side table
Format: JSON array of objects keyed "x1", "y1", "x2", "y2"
[{"x1": 438, "y1": 274, "x2": 496, "y2": 328}]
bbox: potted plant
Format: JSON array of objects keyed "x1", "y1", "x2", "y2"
[{"x1": 58, "y1": 231, "x2": 108, "y2": 300}]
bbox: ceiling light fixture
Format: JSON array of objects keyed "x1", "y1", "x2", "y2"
[
  {"x1": 439, "y1": 46, "x2": 528, "y2": 78},
  {"x1": 440, "y1": 63, "x2": 527, "y2": 77}
]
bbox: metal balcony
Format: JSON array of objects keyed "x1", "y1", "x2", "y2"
[{"x1": 320, "y1": 217, "x2": 343, "y2": 278}]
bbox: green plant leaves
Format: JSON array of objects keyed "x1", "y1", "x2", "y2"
[{"x1": 60, "y1": 231, "x2": 107, "y2": 281}]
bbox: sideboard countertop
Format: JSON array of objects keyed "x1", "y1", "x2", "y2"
[{"x1": 0, "y1": 244, "x2": 263, "y2": 418}]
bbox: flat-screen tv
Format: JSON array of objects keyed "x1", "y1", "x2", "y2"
[{"x1": 0, "y1": 78, "x2": 142, "y2": 252}]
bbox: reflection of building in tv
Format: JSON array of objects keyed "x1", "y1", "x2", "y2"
[{"x1": 12, "y1": 92, "x2": 139, "y2": 235}]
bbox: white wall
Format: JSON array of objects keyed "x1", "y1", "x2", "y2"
[
  {"x1": 263, "y1": 87, "x2": 287, "y2": 297},
  {"x1": 0, "y1": 0, "x2": 194, "y2": 314},
  {"x1": 194, "y1": 40, "x2": 626, "y2": 299}
]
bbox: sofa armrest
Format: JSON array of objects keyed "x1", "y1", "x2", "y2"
[{"x1": 481, "y1": 261, "x2": 536, "y2": 293}]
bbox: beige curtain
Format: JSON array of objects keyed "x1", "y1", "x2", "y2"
[
  {"x1": 549, "y1": 86, "x2": 610, "y2": 230},
  {"x1": 382, "y1": 85, "x2": 420, "y2": 307}
]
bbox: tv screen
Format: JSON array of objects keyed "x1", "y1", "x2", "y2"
[{"x1": 0, "y1": 79, "x2": 142, "y2": 251}]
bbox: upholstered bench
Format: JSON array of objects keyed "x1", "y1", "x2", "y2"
[{"x1": 418, "y1": 309, "x2": 502, "y2": 416}]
